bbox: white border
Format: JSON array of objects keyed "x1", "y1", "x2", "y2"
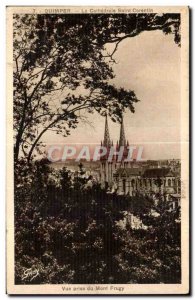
[{"x1": 0, "y1": 1, "x2": 193, "y2": 299}]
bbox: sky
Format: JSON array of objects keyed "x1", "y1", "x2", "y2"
[{"x1": 44, "y1": 29, "x2": 181, "y2": 160}]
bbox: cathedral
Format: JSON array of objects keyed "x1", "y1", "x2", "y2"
[
  {"x1": 100, "y1": 115, "x2": 130, "y2": 189},
  {"x1": 99, "y1": 116, "x2": 181, "y2": 207}
]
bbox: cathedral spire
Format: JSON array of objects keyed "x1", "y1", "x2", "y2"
[
  {"x1": 103, "y1": 114, "x2": 111, "y2": 147},
  {"x1": 119, "y1": 116, "x2": 126, "y2": 147}
]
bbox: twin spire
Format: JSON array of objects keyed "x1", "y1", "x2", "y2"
[
  {"x1": 103, "y1": 114, "x2": 112, "y2": 147},
  {"x1": 119, "y1": 117, "x2": 126, "y2": 147},
  {"x1": 101, "y1": 115, "x2": 128, "y2": 148}
]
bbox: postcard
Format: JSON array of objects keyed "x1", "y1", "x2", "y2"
[{"x1": 6, "y1": 6, "x2": 189, "y2": 294}]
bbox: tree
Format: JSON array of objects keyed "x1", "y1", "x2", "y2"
[
  {"x1": 15, "y1": 160, "x2": 181, "y2": 284},
  {"x1": 13, "y1": 13, "x2": 180, "y2": 162},
  {"x1": 15, "y1": 160, "x2": 123, "y2": 284}
]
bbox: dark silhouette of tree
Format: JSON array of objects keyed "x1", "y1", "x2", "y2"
[
  {"x1": 15, "y1": 159, "x2": 181, "y2": 284},
  {"x1": 13, "y1": 13, "x2": 180, "y2": 162}
]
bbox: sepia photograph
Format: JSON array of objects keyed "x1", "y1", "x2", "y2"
[{"x1": 6, "y1": 6, "x2": 189, "y2": 294}]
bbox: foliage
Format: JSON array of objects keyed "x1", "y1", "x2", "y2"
[
  {"x1": 15, "y1": 159, "x2": 181, "y2": 284},
  {"x1": 13, "y1": 13, "x2": 180, "y2": 162}
]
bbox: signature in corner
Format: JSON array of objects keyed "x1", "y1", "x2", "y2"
[{"x1": 22, "y1": 267, "x2": 39, "y2": 281}]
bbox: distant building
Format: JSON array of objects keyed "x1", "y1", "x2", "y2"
[{"x1": 99, "y1": 116, "x2": 181, "y2": 203}]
